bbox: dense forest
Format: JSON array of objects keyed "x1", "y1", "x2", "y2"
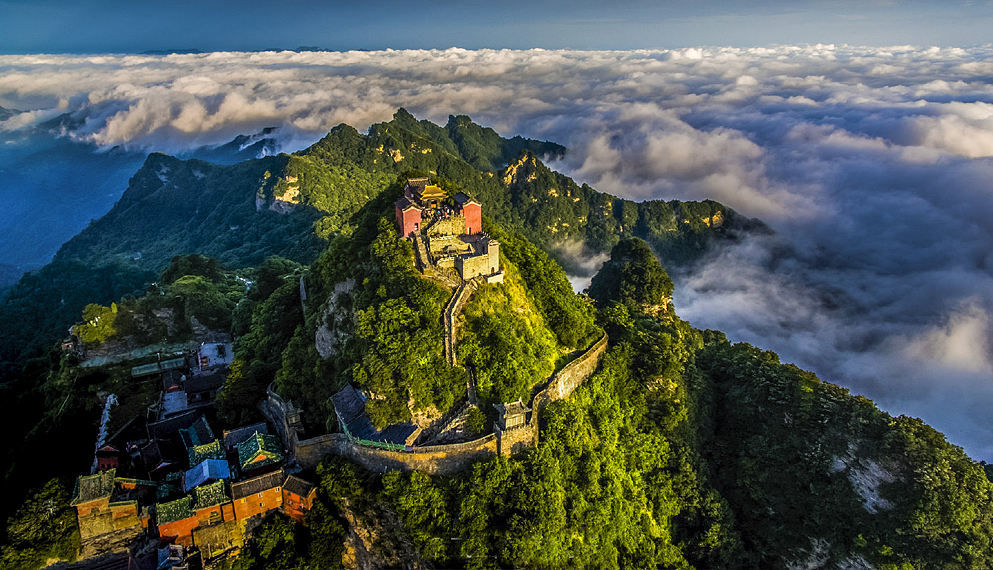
[{"x1": 1, "y1": 111, "x2": 990, "y2": 570}]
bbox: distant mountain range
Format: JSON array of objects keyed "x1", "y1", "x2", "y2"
[
  {"x1": 0, "y1": 120, "x2": 282, "y2": 277},
  {"x1": 1, "y1": 110, "x2": 754, "y2": 365}
]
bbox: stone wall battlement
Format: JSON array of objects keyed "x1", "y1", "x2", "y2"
[{"x1": 273, "y1": 333, "x2": 608, "y2": 476}]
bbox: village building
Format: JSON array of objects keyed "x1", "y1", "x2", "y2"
[
  {"x1": 183, "y1": 374, "x2": 224, "y2": 407},
  {"x1": 231, "y1": 468, "x2": 285, "y2": 521},
  {"x1": 191, "y1": 480, "x2": 235, "y2": 527},
  {"x1": 147, "y1": 410, "x2": 200, "y2": 441},
  {"x1": 155, "y1": 480, "x2": 234, "y2": 546},
  {"x1": 183, "y1": 458, "x2": 230, "y2": 493},
  {"x1": 222, "y1": 422, "x2": 269, "y2": 452},
  {"x1": 95, "y1": 444, "x2": 123, "y2": 472},
  {"x1": 185, "y1": 372, "x2": 224, "y2": 405},
  {"x1": 181, "y1": 416, "x2": 225, "y2": 468},
  {"x1": 70, "y1": 469, "x2": 155, "y2": 547},
  {"x1": 155, "y1": 496, "x2": 197, "y2": 546},
  {"x1": 161, "y1": 383, "x2": 189, "y2": 418},
  {"x1": 236, "y1": 431, "x2": 284, "y2": 477},
  {"x1": 139, "y1": 439, "x2": 180, "y2": 480},
  {"x1": 281, "y1": 475, "x2": 317, "y2": 524}
]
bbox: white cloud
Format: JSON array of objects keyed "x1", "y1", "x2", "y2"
[{"x1": 3, "y1": 45, "x2": 993, "y2": 457}]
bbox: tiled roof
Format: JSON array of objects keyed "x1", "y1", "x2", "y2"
[
  {"x1": 406, "y1": 177, "x2": 429, "y2": 189},
  {"x1": 192, "y1": 480, "x2": 230, "y2": 511},
  {"x1": 71, "y1": 469, "x2": 116, "y2": 505},
  {"x1": 222, "y1": 422, "x2": 269, "y2": 449},
  {"x1": 237, "y1": 431, "x2": 283, "y2": 471},
  {"x1": 146, "y1": 410, "x2": 198, "y2": 440},
  {"x1": 188, "y1": 439, "x2": 224, "y2": 467},
  {"x1": 185, "y1": 373, "x2": 224, "y2": 393},
  {"x1": 495, "y1": 399, "x2": 530, "y2": 417},
  {"x1": 231, "y1": 468, "x2": 285, "y2": 500},
  {"x1": 156, "y1": 495, "x2": 193, "y2": 525},
  {"x1": 419, "y1": 184, "x2": 446, "y2": 199},
  {"x1": 331, "y1": 384, "x2": 417, "y2": 445},
  {"x1": 141, "y1": 439, "x2": 182, "y2": 475},
  {"x1": 183, "y1": 459, "x2": 230, "y2": 492},
  {"x1": 453, "y1": 192, "x2": 480, "y2": 206},
  {"x1": 179, "y1": 416, "x2": 214, "y2": 449},
  {"x1": 282, "y1": 475, "x2": 315, "y2": 499},
  {"x1": 395, "y1": 195, "x2": 421, "y2": 212}
]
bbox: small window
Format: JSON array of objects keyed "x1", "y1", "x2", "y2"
[
  {"x1": 258, "y1": 492, "x2": 263, "y2": 497},
  {"x1": 260, "y1": 502, "x2": 265, "y2": 507}
]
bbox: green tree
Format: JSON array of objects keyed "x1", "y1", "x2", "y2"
[
  {"x1": 588, "y1": 238, "x2": 673, "y2": 312},
  {"x1": 73, "y1": 303, "x2": 118, "y2": 344},
  {"x1": 0, "y1": 478, "x2": 79, "y2": 570}
]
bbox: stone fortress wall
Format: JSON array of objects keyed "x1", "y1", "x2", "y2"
[
  {"x1": 263, "y1": 333, "x2": 609, "y2": 476},
  {"x1": 443, "y1": 278, "x2": 481, "y2": 366}
]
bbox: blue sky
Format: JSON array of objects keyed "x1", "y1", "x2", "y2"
[{"x1": 2, "y1": 0, "x2": 992, "y2": 53}]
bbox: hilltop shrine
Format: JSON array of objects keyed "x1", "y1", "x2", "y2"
[{"x1": 395, "y1": 178, "x2": 503, "y2": 283}]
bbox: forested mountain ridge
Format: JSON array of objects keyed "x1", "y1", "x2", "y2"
[
  {"x1": 0, "y1": 110, "x2": 755, "y2": 366},
  {"x1": 5, "y1": 111, "x2": 984, "y2": 570},
  {"x1": 55, "y1": 108, "x2": 759, "y2": 272}
]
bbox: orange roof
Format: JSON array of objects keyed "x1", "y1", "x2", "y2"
[{"x1": 418, "y1": 184, "x2": 446, "y2": 200}]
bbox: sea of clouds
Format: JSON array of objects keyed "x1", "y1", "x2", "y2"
[{"x1": 2, "y1": 45, "x2": 992, "y2": 458}]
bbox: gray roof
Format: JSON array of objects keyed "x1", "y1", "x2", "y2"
[
  {"x1": 395, "y1": 195, "x2": 421, "y2": 211},
  {"x1": 179, "y1": 416, "x2": 215, "y2": 449},
  {"x1": 185, "y1": 373, "x2": 224, "y2": 394},
  {"x1": 147, "y1": 410, "x2": 199, "y2": 440},
  {"x1": 231, "y1": 468, "x2": 284, "y2": 500},
  {"x1": 222, "y1": 422, "x2": 269, "y2": 449},
  {"x1": 453, "y1": 192, "x2": 479, "y2": 206},
  {"x1": 282, "y1": 474, "x2": 315, "y2": 499},
  {"x1": 331, "y1": 384, "x2": 417, "y2": 445}
]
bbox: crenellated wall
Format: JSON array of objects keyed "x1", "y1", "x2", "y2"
[{"x1": 270, "y1": 333, "x2": 608, "y2": 475}]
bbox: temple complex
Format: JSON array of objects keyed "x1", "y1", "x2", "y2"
[{"x1": 395, "y1": 178, "x2": 502, "y2": 283}]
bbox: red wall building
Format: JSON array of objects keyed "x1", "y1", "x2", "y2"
[
  {"x1": 281, "y1": 475, "x2": 317, "y2": 524},
  {"x1": 453, "y1": 192, "x2": 482, "y2": 235},
  {"x1": 462, "y1": 201, "x2": 481, "y2": 235},
  {"x1": 231, "y1": 469, "x2": 284, "y2": 521},
  {"x1": 395, "y1": 198, "x2": 422, "y2": 237}
]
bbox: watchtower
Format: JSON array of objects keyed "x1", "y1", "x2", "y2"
[{"x1": 494, "y1": 400, "x2": 530, "y2": 431}]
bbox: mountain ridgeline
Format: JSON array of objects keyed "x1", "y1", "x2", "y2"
[
  {"x1": 1, "y1": 109, "x2": 756, "y2": 365},
  {"x1": 55, "y1": 107, "x2": 757, "y2": 271},
  {"x1": 2, "y1": 110, "x2": 990, "y2": 570}
]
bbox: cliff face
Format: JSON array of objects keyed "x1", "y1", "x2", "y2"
[{"x1": 339, "y1": 498, "x2": 432, "y2": 570}]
